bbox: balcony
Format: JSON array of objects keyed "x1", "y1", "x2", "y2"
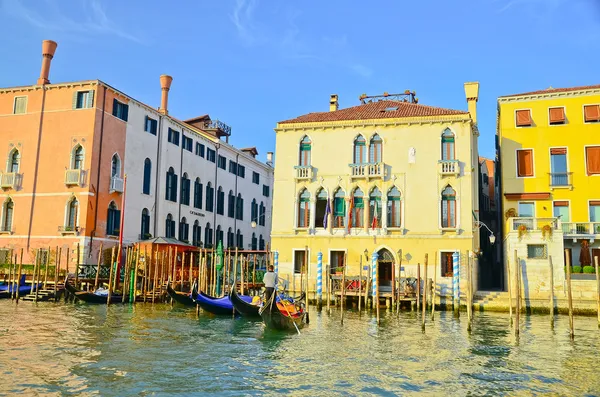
[
  {"x1": 110, "y1": 176, "x2": 124, "y2": 193},
  {"x1": 0, "y1": 172, "x2": 21, "y2": 189},
  {"x1": 203, "y1": 119, "x2": 231, "y2": 138},
  {"x1": 294, "y1": 165, "x2": 314, "y2": 181},
  {"x1": 58, "y1": 225, "x2": 80, "y2": 235},
  {"x1": 561, "y1": 222, "x2": 600, "y2": 237},
  {"x1": 508, "y1": 217, "x2": 560, "y2": 232},
  {"x1": 438, "y1": 160, "x2": 459, "y2": 176},
  {"x1": 0, "y1": 226, "x2": 13, "y2": 235},
  {"x1": 549, "y1": 172, "x2": 572, "y2": 189},
  {"x1": 65, "y1": 169, "x2": 84, "y2": 186},
  {"x1": 349, "y1": 162, "x2": 385, "y2": 180}
]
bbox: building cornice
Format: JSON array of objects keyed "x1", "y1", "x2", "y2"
[{"x1": 498, "y1": 88, "x2": 600, "y2": 103}]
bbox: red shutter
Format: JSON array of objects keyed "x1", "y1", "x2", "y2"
[
  {"x1": 550, "y1": 147, "x2": 567, "y2": 155},
  {"x1": 549, "y1": 107, "x2": 565, "y2": 124},
  {"x1": 586, "y1": 146, "x2": 600, "y2": 175},
  {"x1": 553, "y1": 201, "x2": 569, "y2": 207},
  {"x1": 584, "y1": 105, "x2": 600, "y2": 122},
  {"x1": 516, "y1": 110, "x2": 532, "y2": 127},
  {"x1": 517, "y1": 150, "x2": 533, "y2": 177}
]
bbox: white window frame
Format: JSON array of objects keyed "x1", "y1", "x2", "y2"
[
  {"x1": 514, "y1": 108, "x2": 533, "y2": 128},
  {"x1": 515, "y1": 148, "x2": 535, "y2": 178},
  {"x1": 548, "y1": 106, "x2": 567, "y2": 126},
  {"x1": 589, "y1": 199, "x2": 600, "y2": 223},
  {"x1": 517, "y1": 201, "x2": 536, "y2": 218},
  {"x1": 13, "y1": 96, "x2": 28, "y2": 115},
  {"x1": 583, "y1": 103, "x2": 600, "y2": 124},
  {"x1": 438, "y1": 250, "x2": 459, "y2": 279},
  {"x1": 552, "y1": 200, "x2": 571, "y2": 223},
  {"x1": 292, "y1": 248, "x2": 310, "y2": 275},
  {"x1": 64, "y1": 196, "x2": 80, "y2": 229},
  {"x1": 584, "y1": 145, "x2": 600, "y2": 177}
]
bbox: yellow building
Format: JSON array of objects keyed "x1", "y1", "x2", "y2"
[
  {"x1": 498, "y1": 84, "x2": 600, "y2": 274},
  {"x1": 271, "y1": 84, "x2": 481, "y2": 300}
]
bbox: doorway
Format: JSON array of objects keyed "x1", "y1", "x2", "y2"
[{"x1": 377, "y1": 248, "x2": 394, "y2": 292}]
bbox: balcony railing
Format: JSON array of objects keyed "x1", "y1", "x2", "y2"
[
  {"x1": 65, "y1": 169, "x2": 84, "y2": 186},
  {"x1": 203, "y1": 119, "x2": 232, "y2": 136},
  {"x1": 508, "y1": 217, "x2": 560, "y2": 232},
  {"x1": 294, "y1": 165, "x2": 314, "y2": 180},
  {"x1": 58, "y1": 225, "x2": 80, "y2": 235},
  {"x1": 549, "y1": 172, "x2": 572, "y2": 188},
  {"x1": 349, "y1": 162, "x2": 384, "y2": 180},
  {"x1": 110, "y1": 176, "x2": 124, "y2": 193},
  {"x1": 0, "y1": 226, "x2": 13, "y2": 234},
  {"x1": 0, "y1": 172, "x2": 20, "y2": 189},
  {"x1": 562, "y1": 222, "x2": 600, "y2": 236},
  {"x1": 438, "y1": 160, "x2": 459, "y2": 176}
]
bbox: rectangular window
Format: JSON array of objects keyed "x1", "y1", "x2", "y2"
[
  {"x1": 195, "y1": 143, "x2": 205, "y2": 157},
  {"x1": 441, "y1": 252, "x2": 454, "y2": 277},
  {"x1": 262, "y1": 185, "x2": 270, "y2": 197},
  {"x1": 515, "y1": 109, "x2": 532, "y2": 127},
  {"x1": 329, "y1": 250, "x2": 346, "y2": 274},
  {"x1": 590, "y1": 201, "x2": 600, "y2": 222},
  {"x1": 550, "y1": 148, "x2": 568, "y2": 186},
  {"x1": 584, "y1": 105, "x2": 600, "y2": 123},
  {"x1": 218, "y1": 155, "x2": 227, "y2": 170},
  {"x1": 183, "y1": 136, "x2": 193, "y2": 152},
  {"x1": 168, "y1": 128, "x2": 180, "y2": 146},
  {"x1": 518, "y1": 202, "x2": 535, "y2": 217},
  {"x1": 527, "y1": 244, "x2": 547, "y2": 259},
  {"x1": 252, "y1": 172, "x2": 260, "y2": 185},
  {"x1": 237, "y1": 165, "x2": 245, "y2": 178},
  {"x1": 112, "y1": 99, "x2": 129, "y2": 121},
  {"x1": 553, "y1": 201, "x2": 570, "y2": 223},
  {"x1": 229, "y1": 161, "x2": 237, "y2": 174},
  {"x1": 207, "y1": 148, "x2": 216, "y2": 163},
  {"x1": 586, "y1": 146, "x2": 600, "y2": 175},
  {"x1": 13, "y1": 96, "x2": 27, "y2": 114},
  {"x1": 549, "y1": 107, "x2": 565, "y2": 125},
  {"x1": 300, "y1": 144, "x2": 311, "y2": 166},
  {"x1": 293, "y1": 250, "x2": 306, "y2": 274},
  {"x1": 75, "y1": 91, "x2": 94, "y2": 109},
  {"x1": 516, "y1": 149, "x2": 534, "y2": 177},
  {"x1": 145, "y1": 116, "x2": 157, "y2": 135}
]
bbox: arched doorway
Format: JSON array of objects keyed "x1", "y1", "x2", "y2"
[{"x1": 377, "y1": 248, "x2": 394, "y2": 292}]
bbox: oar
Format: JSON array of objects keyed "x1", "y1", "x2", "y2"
[{"x1": 276, "y1": 291, "x2": 301, "y2": 335}]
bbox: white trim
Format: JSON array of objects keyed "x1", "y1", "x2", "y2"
[
  {"x1": 5, "y1": 147, "x2": 20, "y2": 173},
  {"x1": 548, "y1": 106, "x2": 567, "y2": 126},
  {"x1": 70, "y1": 143, "x2": 85, "y2": 170},
  {"x1": 588, "y1": 199, "x2": 600, "y2": 222},
  {"x1": 514, "y1": 108, "x2": 533, "y2": 128},
  {"x1": 548, "y1": 146, "x2": 569, "y2": 187},
  {"x1": 552, "y1": 199, "x2": 571, "y2": 223},
  {"x1": 0, "y1": 192, "x2": 95, "y2": 198},
  {"x1": 64, "y1": 196, "x2": 80, "y2": 229},
  {"x1": 111, "y1": 152, "x2": 122, "y2": 178},
  {"x1": 327, "y1": 248, "x2": 348, "y2": 274},
  {"x1": 515, "y1": 148, "x2": 535, "y2": 178},
  {"x1": 438, "y1": 249, "x2": 460, "y2": 279},
  {"x1": 583, "y1": 103, "x2": 600, "y2": 124},
  {"x1": 517, "y1": 201, "x2": 536, "y2": 217},
  {"x1": 1, "y1": 197, "x2": 14, "y2": 233},
  {"x1": 584, "y1": 145, "x2": 600, "y2": 176}
]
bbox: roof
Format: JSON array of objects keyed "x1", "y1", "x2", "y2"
[
  {"x1": 479, "y1": 157, "x2": 495, "y2": 178},
  {"x1": 278, "y1": 100, "x2": 468, "y2": 124},
  {"x1": 499, "y1": 84, "x2": 600, "y2": 98},
  {"x1": 241, "y1": 147, "x2": 259, "y2": 156}
]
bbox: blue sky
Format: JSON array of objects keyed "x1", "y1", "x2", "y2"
[{"x1": 1, "y1": 0, "x2": 599, "y2": 160}]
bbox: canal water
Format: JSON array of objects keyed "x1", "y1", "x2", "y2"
[{"x1": 1, "y1": 302, "x2": 600, "y2": 396}]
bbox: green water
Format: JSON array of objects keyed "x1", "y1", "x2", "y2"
[{"x1": 1, "y1": 301, "x2": 600, "y2": 396}]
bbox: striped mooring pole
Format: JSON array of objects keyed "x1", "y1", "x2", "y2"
[
  {"x1": 371, "y1": 252, "x2": 379, "y2": 305},
  {"x1": 274, "y1": 251, "x2": 279, "y2": 274},
  {"x1": 316, "y1": 251, "x2": 323, "y2": 304},
  {"x1": 452, "y1": 251, "x2": 460, "y2": 312}
]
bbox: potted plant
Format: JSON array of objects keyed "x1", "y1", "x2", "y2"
[
  {"x1": 64, "y1": 226, "x2": 73, "y2": 232},
  {"x1": 143, "y1": 233, "x2": 153, "y2": 240},
  {"x1": 334, "y1": 266, "x2": 344, "y2": 275},
  {"x1": 541, "y1": 224, "x2": 553, "y2": 240},
  {"x1": 517, "y1": 224, "x2": 528, "y2": 240}
]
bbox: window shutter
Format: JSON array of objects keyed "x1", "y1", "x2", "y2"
[
  {"x1": 72, "y1": 91, "x2": 78, "y2": 109},
  {"x1": 516, "y1": 110, "x2": 532, "y2": 127},
  {"x1": 112, "y1": 99, "x2": 118, "y2": 116},
  {"x1": 590, "y1": 201, "x2": 600, "y2": 206},
  {"x1": 553, "y1": 201, "x2": 569, "y2": 207},
  {"x1": 586, "y1": 146, "x2": 600, "y2": 175},
  {"x1": 550, "y1": 148, "x2": 567, "y2": 155},
  {"x1": 549, "y1": 107, "x2": 565, "y2": 124},
  {"x1": 517, "y1": 150, "x2": 533, "y2": 177},
  {"x1": 87, "y1": 90, "x2": 94, "y2": 108},
  {"x1": 584, "y1": 105, "x2": 600, "y2": 122},
  {"x1": 172, "y1": 176, "x2": 178, "y2": 201},
  {"x1": 123, "y1": 104, "x2": 129, "y2": 121}
]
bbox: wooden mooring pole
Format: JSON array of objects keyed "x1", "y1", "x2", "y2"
[
  {"x1": 16, "y1": 248, "x2": 23, "y2": 303},
  {"x1": 341, "y1": 252, "x2": 346, "y2": 325},
  {"x1": 94, "y1": 244, "x2": 103, "y2": 290},
  {"x1": 467, "y1": 252, "x2": 473, "y2": 332},
  {"x1": 508, "y1": 252, "x2": 514, "y2": 326},
  {"x1": 565, "y1": 249, "x2": 574, "y2": 339},
  {"x1": 358, "y1": 257, "x2": 362, "y2": 314},
  {"x1": 595, "y1": 255, "x2": 600, "y2": 329},
  {"x1": 416, "y1": 263, "x2": 421, "y2": 313},
  {"x1": 515, "y1": 253, "x2": 521, "y2": 337},
  {"x1": 54, "y1": 247, "x2": 60, "y2": 301},
  {"x1": 107, "y1": 246, "x2": 116, "y2": 305},
  {"x1": 422, "y1": 254, "x2": 428, "y2": 331},
  {"x1": 431, "y1": 254, "x2": 437, "y2": 320},
  {"x1": 549, "y1": 256, "x2": 555, "y2": 328}
]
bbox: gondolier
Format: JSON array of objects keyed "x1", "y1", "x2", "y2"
[{"x1": 263, "y1": 265, "x2": 276, "y2": 303}]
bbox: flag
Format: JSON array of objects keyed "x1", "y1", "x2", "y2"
[
  {"x1": 323, "y1": 198, "x2": 331, "y2": 229},
  {"x1": 347, "y1": 198, "x2": 354, "y2": 233},
  {"x1": 371, "y1": 201, "x2": 378, "y2": 230}
]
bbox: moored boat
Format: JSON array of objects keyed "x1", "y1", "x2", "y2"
[
  {"x1": 229, "y1": 287, "x2": 261, "y2": 318},
  {"x1": 65, "y1": 278, "x2": 123, "y2": 304},
  {"x1": 194, "y1": 290, "x2": 253, "y2": 315},
  {"x1": 259, "y1": 294, "x2": 308, "y2": 332},
  {"x1": 166, "y1": 282, "x2": 195, "y2": 306}
]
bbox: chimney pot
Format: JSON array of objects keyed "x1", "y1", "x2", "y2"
[
  {"x1": 37, "y1": 40, "x2": 58, "y2": 85},
  {"x1": 464, "y1": 82, "x2": 479, "y2": 124},
  {"x1": 329, "y1": 94, "x2": 338, "y2": 112},
  {"x1": 159, "y1": 74, "x2": 173, "y2": 115}
]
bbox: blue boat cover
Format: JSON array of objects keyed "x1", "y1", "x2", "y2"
[{"x1": 196, "y1": 292, "x2": 252, "y2": 310}]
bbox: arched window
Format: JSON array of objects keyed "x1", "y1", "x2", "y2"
[
  {"x1": 192, "y1": 220, "x2": 201, "y2": 247},
  {"x1": 8, "y1": 149, "x2": 20, "y2": 173},
  {"x1": 259, "y1": 201, "x2": 265, "y2": 226},
  {"x1": 259, "y1": 235, "x2": 265, "y2": 251},
  {"x1": 194, "y1": 178, "x2": 203, "y2": 209},
  {"x1": 235, "y1": 193, "x2": 244, "y2": 221},
  {"x1": 315, "y1": 188, "x2": 328, "y2": 229},
  {"x1": 297, "y1": 189, "x2": 310, "y2": 228},
  {"x1": 333, "y1": 189, "x2": 345, "y2": 228},
  {"x1": 180, "y1": 173, "x2": 190, "y2": 206},
  {"x1": 299, "y1": 135, "x2": 311, "y2": 166},
  {"x1": 165, "y1": 213, "x2": 175, "y2": 238},
  {"x1": 227, "y1": 227, "x2": 234, "y2": 248},
  {"x1": 205, "y1": 182, "x2": 214, "y2": 212},
  {"x1": 2, "y1": 199, "x2": 14, "y2": 232},
  {"x1": 353, "y1": 135, "x2": 366, "y2": 164},
  {"x1": 228, "y1": 190, "x2": 235, "y2": 218},
  {"x1": 251, "y1": 232, "x2": 257, "y2": 250},
  {"x1": 216, "y1": 225, "x2": 223, "y2": 245},
  {"x1": 204, "y1": 222, "x2": 213, "y2": 247},
  {"x1": 140, "y1": 208, "x2": 150, "y2": 239},
  {"x1": 351, "y1": 188, "x2": 364, "y2": 228},
  {"x1": 72, "y1": 145, "x2": 84, "y2": 170},
  {"x1": 369, "y1": 187, "x2": 382, "y2": 229},
  {"x1": 143, "y1": 158, "x2": 152, "y2": 195},
  {"x1": 165, "y1": 167, "x2": 177, "y2": 202},
  {"x1": 111, "y1": 154, "x2": 121, "y2": 178},
  {"x1": 179, "y1": 217, "x2": 189, "y2": 242},
  {"x1": 387, "y1": 187, "x2": 401, "y2": 228},
  {"x1": 251, "y1": 198, "x2": 258, "y2": 223},
  {"x1": 216, "y1": 186, "x2": 224, "y2": 215},
  {"x1": 441, "y1": 129, "x2": 455, "y2": 161},
  {"x1": 441, "y1": 186, "x2": 457, "y2": 228},
  {"x1": 107, "y1": 201, "x2": 120, "y2": 236},
  {"x1": 369, "y1": 134, "x2": 382, "y2": 163},
  {"x1": 236, "y1": 229, "x2": 243, "y2": 249},
  {"x1": 66, "y1": 197, "x2": 78, "y2": 229}
]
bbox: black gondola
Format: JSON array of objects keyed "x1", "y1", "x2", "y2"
[
  {"x1": 166, "y1": 282, "x2": 196, "y2": 306},
  {"x1": 65, "y1": 278, "x2": 123, "y2": 304},
  {"x1": 259, "y1": 294, "x2": 308, "y2": 332},
  {"x1": 229, "y1": 287, "x2": 261, "y2": 318}
]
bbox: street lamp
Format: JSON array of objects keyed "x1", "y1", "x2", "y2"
[
  {"x1": 364, "y1": 249, "x2": 369, "y2": 260},
  {"x1": 474, "y1": 221, "x2": 495, "y2": 245}
]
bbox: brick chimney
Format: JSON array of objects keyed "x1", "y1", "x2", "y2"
[
  {"x1": 159, "y1": 75, "x2": 173, "y2": 115},
  {"x1": 464, "y1": 82, "x2": 479, "y2": 124},
  {"x1": 37, "y1": 40, "x2": 58, "y2": 85},
  {"x1": 329, "y1": 94, "x2": 338, "y2": 112}
]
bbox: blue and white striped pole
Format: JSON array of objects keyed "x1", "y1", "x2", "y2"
[
  {"x1": 274, "y1": 251, "x2": 279, "y2": 274},
  {"x1": 452, "y1": 251, "x2": 460, "y2": 312},
  {"x1": 316, "y1": 252, "x2": 323, "y2": 306},
  {"x1": 371, "y1": 252, "x2": 379, "y2": 308}
]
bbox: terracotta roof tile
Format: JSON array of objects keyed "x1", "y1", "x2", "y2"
[
  {"x1": 278, "y1": 100, "x2": 468, "y2": 124},
  {"x1": 500, "y1": 84, "x2": 600, "y2": 98}
]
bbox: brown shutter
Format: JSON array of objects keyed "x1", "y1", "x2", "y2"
[
  {"x1": 549, "y1": 107, "x2": 565, "y2": 123},
  {"x1": 553, "y1": 201, "x2": 569, "y2": 207},
  {"x1": 584, "y1": 105, "x2": 600, "y2": 122},
  {"x1": 516, "y1": 110, "x2": 532, "y2": 127},
  {"x1": 590, "y1": 201, "x2": 600, "y2": 206},
  {"x1": 586, "y1": 146, "x2": 600, "y2": 175},
  {"x1": 550, "y1": 147, "x2": 567, "y2": 155},
  {"x1": 517, "y1": 149, "x2": 533, "y2": 177}
]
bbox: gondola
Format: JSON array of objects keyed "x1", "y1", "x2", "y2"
[
  {"x1": 194, "y1": 290, "x2": 253, "y2": 315},
  {"x1": 260, "y1": 293, "x2": 308, "y2": 332},
  {"x1": 65, "y1": 278, "x2": 123, "y2": 304},
  {"x1": 0, "y1": 275, "x2": 41, "y2": 299},
  {"x1": 166, "y1": 282, "x2": 196, "y2": 307},
  {"x1": 229, "y1": 287, "x2": 261, "y2": 318}
]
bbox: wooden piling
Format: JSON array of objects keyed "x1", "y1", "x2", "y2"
[
  {"x1": 515, "y1": 254, "x2": 520, "y2": 337},
  {"x1": 133, "y1": 247, "x2": 140, "y2": 303},
  {"x1": 180, "y1": 251, "x2": 186, "y2": 292},
  {"x1": 376, "y1": 259, "x2": 380, "y2": 325},
  {"x1": 431, "y1": 253, "x2": 437, "y2": 320},
  {"x1": 358, "y1": 257, "x2": 362, "y2": 313},
  {"x1": 549, "y1": 255, "x2": 555, "y2": 327},
  {"x1": 54, "y1": 247, "x2": 60, "y2": 301},
  {"x1": 467, "y1": 253, "x2": 472, "y2": 332},
  {"x1": 190, "y1": 251, "x2": 194, "y2": 292},
  {"x1": 366, "y1": 263, "x2": 371, "y2": 310},
  {"x1": 341, "y1": 252, "x2": 346, "y2": 325},
  {"x1": 7, "y1": 253, "x2": 14, "y2": 299},
  {"x1": 595, "y1": 256, "x2": 600, "y2": 329},
  {"x1": 396, "y1": 251, "x2": 402, "y2": 315},
  {"x1": 34, "y1": 251, "x2": 42, "y2": 301},
  {"x1": 508, "y1": 252, "x2": 514, "y2": 326},
  {"x1": 16, "y1": 249, "x2": 23, "y2": 302},
  {"x1": 30, "y1": 250, "x2": 38, "y2": 295},
  {"x1": 326, "y1": 266, "x2": 331, "y2": 313},
  {"x1": 565, "y1": 249, "x2": 574, "y2": 339},
  {"x1": 94, "y1": 243, "x2": 103, "y2": 290},
  {"x1": 416, "y1": 263, "x2": 421, "y2": 312},
  {"x1": 75, "y1": 243, "x2": 80, "y2": 288},
  {"x1": 422, "y1": 255, "x2": 428, "y2": 331},
  {"x1": 107, "y1": 246, "x2": 116, "y2": 305}
]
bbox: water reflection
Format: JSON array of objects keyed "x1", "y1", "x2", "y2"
[{"x1": 1, "y1": 301, "x2": 600, "y2": 395}]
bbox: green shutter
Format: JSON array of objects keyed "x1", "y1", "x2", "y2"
[
  {"x1": 87, "y1": 90, "x2": 94, "y2": 108},
  {"x1": 442, "y1": 136, "x2": 454, "y2": 143},
  {"x1": 354, "y1": 197, "x2": 364, "y2": 208},
  {"x1": 72, "y1": 91, "x2": 78, "y2": 109},
  {"x1": 300, "y1": 144, "x2": 311, "y2": 151},
  {"x1": 334, "y1": 198, "x2": 345, "y2": 216}
]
